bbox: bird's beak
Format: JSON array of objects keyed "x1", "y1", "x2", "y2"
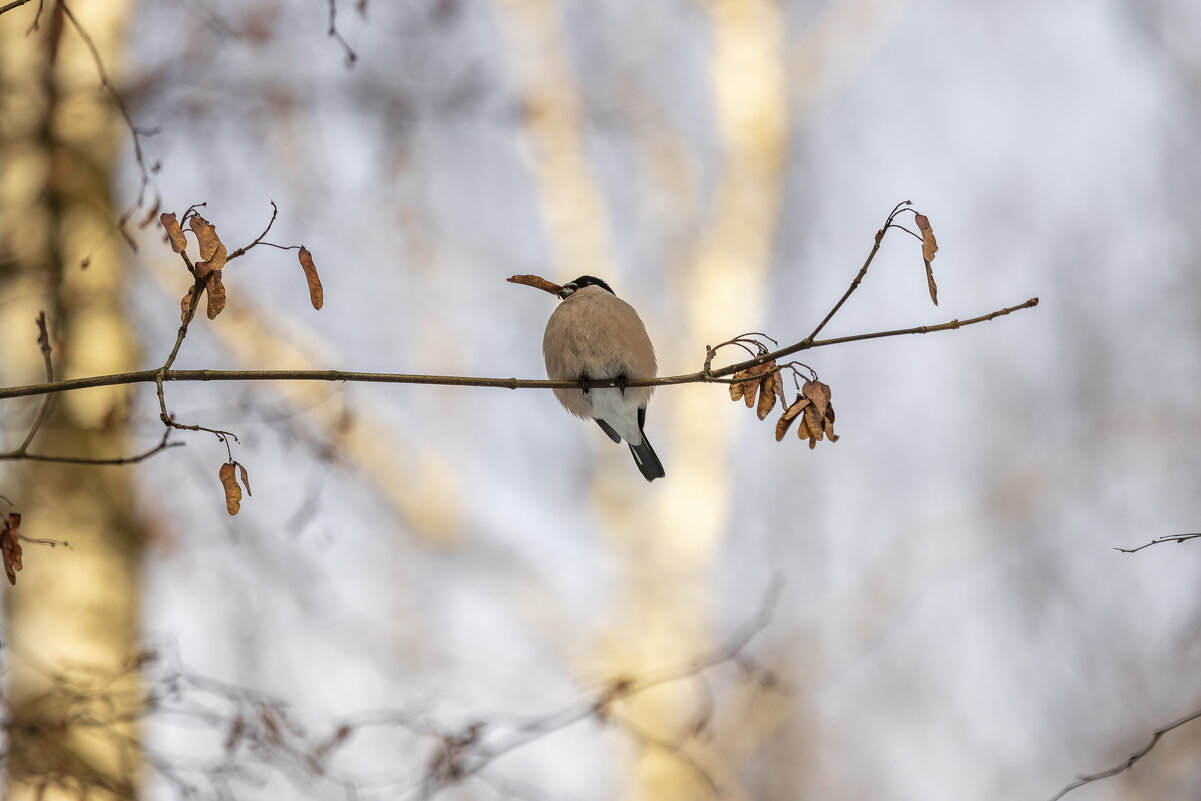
[{"x1": 557, "y1": 284, "x2": 576, "y2": 299}]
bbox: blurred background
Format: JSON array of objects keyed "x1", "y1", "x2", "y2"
[{"x1": 1, "y1": 0, "x2": 1199, "y2": 799}]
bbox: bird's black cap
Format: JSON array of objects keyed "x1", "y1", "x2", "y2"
[{"x1": 559, "y1": 275, "x2": 615, "y2": 298}]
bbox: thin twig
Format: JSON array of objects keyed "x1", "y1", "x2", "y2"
[
  {"x1": 226, "y1": 201, "x2": 279, "y2": 262},
  {"x1": 4, "y1": 428, "x2": 182, "y2": 465},
  {"x1": 327, "y1": 0, "x2": 358, "y2": 66},
  {"x1": 58, "y1": 0, "x2": 160, "y2": 233},
  {"x1": 1115, "y1": 532, "x2": 1201, "y2": 553},
  {"x1": 6, "y1": 312, "x2": 54, "y2": 457},
  {"x1": 1048, "y1": 706, "x2": 1201, "y2": 801},
  {"x1": 0, "y1": 298, "x2": 1039, "y2": 402}
]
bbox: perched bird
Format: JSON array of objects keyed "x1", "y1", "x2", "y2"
[{"x1": 543, "y1": 276, "x2": 665, "y2": 481}]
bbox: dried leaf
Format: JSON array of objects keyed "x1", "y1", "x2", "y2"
[
  {"x1": 2, "y1": 513, "x2": 23, "y2": 586},
  {"x1": 219, "y1": 462, "x2": 242, "y2": 516},
  {"x1": 190, "y1": 214, "x2": 228, "y2": 274},
  {"x1": 206, "y1": 271, "x2": 227, "y2": 319},
  {"x1": 801, "y1": 380, "x2": 831, "y2": 421},
  {"x1": 237, "y1": 462, "x2": 252, "y2": 497},
  {"x1": 744, "y1": 380, "x2": 758, "y2": 408},
  {"x1": 915, "y1": 213, "x2": 939, "y2": 305},
  {"x1": 180, "y1": 286, "x2": 197, "y2": 322},
  {"x1": 161, "y1": 213, "x2": 188, "y2": 253},
  {"x1": 729, "y1": 380, "x2": 746, "y2": 402},
  {"x1": 189, "y1": 215, "x2": 221, "y2": 260},
  {"x1": 299, "y1": 247, "x2": 324, "y2": 310},
  {"x1": 775, "y1": 397, "x2": 810, "y2": 441},
  {"x1": 506, "y1": 274, "x2": 563, "y2": 296},
  {"x1": 756, "y1": 370, "x2": 777, "y2": 420},
  {"x1": 914, "y1": 213, "x2": 938, "y2": 262}
]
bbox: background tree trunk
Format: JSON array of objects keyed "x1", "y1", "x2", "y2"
[{"x1": 0, "y1": 1, "x2": 143, "y2": 797}]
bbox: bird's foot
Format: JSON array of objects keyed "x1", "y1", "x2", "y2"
[
  {"x1": 616, "y1": 375, "x2": 628, "y2": 396},
  {"x1": 578, "y1": 374, "x2": 590, "y2": 395}
]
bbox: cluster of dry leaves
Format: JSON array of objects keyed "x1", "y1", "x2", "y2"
[
  {"x1": 728, "y1": 362, "x2": 838, "y2": 449},
  {"x1": 160, "y1": 210, "x2": 323, "y2": 322}
]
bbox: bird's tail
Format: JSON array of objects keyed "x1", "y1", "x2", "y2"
[{"x1": 628, "y1": 435, "x2": 665, "y2": 482}]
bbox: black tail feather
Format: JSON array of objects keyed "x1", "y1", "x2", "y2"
[
  {"x1": 595, "y1": 419, "x2": 622, "y2": 443},
  {"x1": 628, "y1": 436, "x2": 665, "y2": 482}
]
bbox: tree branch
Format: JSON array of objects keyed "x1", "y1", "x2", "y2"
[
  {"x1": 1048, "y1": 706, "x2": 1201, "y2": 801},
  {"x1": 0, "y1": 298, "x2": 1038, "y2": 402},
  {"x1": 1114, "y1": 532, "x2": 1201, "y2": 553}
]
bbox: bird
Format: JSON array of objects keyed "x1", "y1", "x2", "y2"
[{"x1": 543, "y1": 275, "x2": 666, "y2": 482}]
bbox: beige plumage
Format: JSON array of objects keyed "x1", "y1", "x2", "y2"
[{"x1": 543, "y1": 277, "x2": 665, "y2": 481}]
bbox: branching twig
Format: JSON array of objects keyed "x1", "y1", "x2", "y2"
[
  {"x1": 3, "y1": 312, "x2": 54, "y2": 458},
  {"x1": 327, "y1": 0, "x2": 358, "y2": 66},
  {"x1": 58, "y1": 0, "x2": 160, "y2": 233},
  {"x1": 1115, "y1": 532, "x2": 1201, "y2": 553},
  {"x1": 1048, "y1": 706, "x2": 1201, "y2": 800}
]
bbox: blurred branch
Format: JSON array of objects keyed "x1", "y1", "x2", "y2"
[
  {"x1": 1048, "y1": 706, "x2": 1201, "y2": 800},
  {"x1": 2, "y1": 581, "x2": 782, "y2": 798},
  {"x1": 1115, "y1": 532, "x2": 1201, "y2": 553},
  {"x1": 0, "y1": 0, "x2": 38, "y2": 17},
  {"x1": 326, "y1": 0, "x2": 358, "y2": 66}
]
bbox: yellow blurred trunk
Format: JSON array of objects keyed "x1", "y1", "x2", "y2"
[{"x1": 0, "y1": 1, "x2": 142, "y2": 798}]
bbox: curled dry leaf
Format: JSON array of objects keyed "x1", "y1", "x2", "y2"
[
  {"x1": 205, "y1": 271, "x2": 227, "y2": 319},
  {"x1": 775, "y1": 396, "x2": 810, "y2": 441},
  {"x1": 180, "y1": 286, "x2": 197, "y2": 322},
  {"x1": 237, "y1": 462, "x2": 252, "y2": 497},
  {"x1": 914, "y1": 213, "x2": 939, "y2": 263},
  {"x1": 190, "y1": 215, "x2": 228, "y2": 274},
  {"x1": 914, "y1": 212, "x2": 939, "y2": 305},
  {"x1": 298, "y1": 247, "x2": 324, "y2": 310},
  {"x1": 756, "y1": 370, "x2": 778, "y2": 420},
  {"x1": 189, "y1": 215, "x2": 221, "y2": 260},
  {"x1": 2, "y1": 513, "x2": 23, "y2": 586},
  {"x1": 160, "y1": 212, "x2": 188, "y2": 253},
  {"x1": 780, "y1": 380, "x2": 837, "y2": 449},
  {"x1": 729, "y1": 361, "x2": 777, "y2": 411},
  {"x1": 506, "y1": 274, "x2": 563, "y2": 295},
  {"x1": 219, "y1": 462, "x2": 242, "y2": 516}
]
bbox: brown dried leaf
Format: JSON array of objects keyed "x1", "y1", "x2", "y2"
[
  {"x1": 206, "y1": 271, "x2": 227, "y2": 319},
  {"x1": 161, "y1": 213, "x2": 188, "y2": 253},
  {"x1": 299, "y1": 247, "x2": 324, "y2": 310},
  {"x1": 756, "y1": 370, "x2": 777, "y2": 420},
  {"x1": 914, "y1": 213, "x2": 938, "y2": 262},
  {"x1": 2, "y1": 513, "x2": 23, "y2": 586},
  {"x1": 803, "y1": 404, "x2": 825, "y2": 443},
  {"x1": 180, "y1": 286, "x2": 197, "y2": 322},
  {"x1": 775, "y1": 397, "x2": 810, "y2": 441},
  {"x1": 915, "y1": 213, "x2": 939, "y2": 305},
  {"x1": 237, "y1": 462, "x2": 252, "y2": 497},
  {"x1": 189, "y1": 215, "x2": 223, "y2": 262},
  {"x1": 219, "y1": 462, "x2": 242, "y2": 516},
  {"x1": 729, "y1": 380, "x2": 746, "y2": 402},
  {"x1": 801, "y1": 380, "x2": 831, "y2": 421},
  {"x1": 744, "y1": 380, "x2": 758, "y2": 408},
  {"x1": 506, "y1": 274, "x2": 563, "y2": 296}
]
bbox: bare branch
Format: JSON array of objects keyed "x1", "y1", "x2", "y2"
[
  {"x1": 1048, "y1": 706, "x2": 1201, "y2": 801},
  {"x1": 1115, "y1": 532, "x2": 1201, "y2": 553},
  {"x1": 0, "y1": 298, "x2": 1038, "y2": 403}
]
